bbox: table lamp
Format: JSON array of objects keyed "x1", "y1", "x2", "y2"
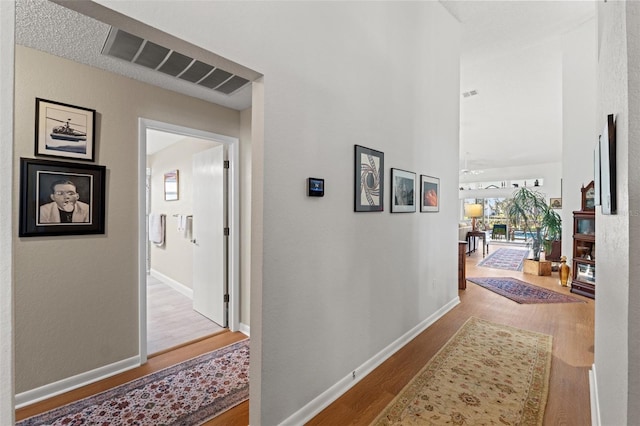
[{"x1": 464, "y1": 203, "x2": 483, "y2": 231}]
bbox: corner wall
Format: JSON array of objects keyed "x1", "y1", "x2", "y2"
[
  {"x1": 95, "y1": 2, "x2": 461, "y2": 424},
  {"x1": 0, "y1": 1, "x2": 15, "y2": 423},
  {"x1": 595, "y1": 2, "x2": 631, "y2": 424}
]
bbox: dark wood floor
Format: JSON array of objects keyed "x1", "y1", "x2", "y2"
[{"x1": 17, "y1": 244, "x2": 594, "y2": 425}]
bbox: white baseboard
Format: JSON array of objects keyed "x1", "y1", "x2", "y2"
[
  {"x1": 239, "y1": 322, "x2": 250, "y2": 337},
  {"x1": 589, "y1": 363, "x2": 601, "y2": 426},
  {"x1": 280, "y1": 296, "x2": 461, "y2": 425},
  {"x1": 15, "y1": 355, "x2": 141, "y2": 409},
  {"x1": 149, "y1": 269, "x2": 193, "y2": 299}
]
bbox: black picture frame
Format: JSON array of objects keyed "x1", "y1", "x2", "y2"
[
  {"x1": 354, "y1": 145, "x2": 384, "y2": 212},
  {"x1": 391, "y1": 168, "x2": 416, "y2": 213},
  {"x1": 600, "y1": 114, "x2": 616, "y2": 215},
  {"x1": 19, "y1": 158, "x2": 106, "y2": 237},
  {"x1": 35, "y1": 98, "x2": 96, "y2": 162},
  {"x1": 420, "y1": 175, "x2": 439, "y2": 212}
]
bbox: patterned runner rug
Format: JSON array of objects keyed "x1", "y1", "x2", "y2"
[
  {"x1": 477, "y1": 247, "x2": 529, "y2": 271},
  {"x1": 371, "y1": 317, "x2": 552, "y2": 425},
  {"x1": 17, "y1": 339, "x2": 249, "y2": 426},
  {"x1": 467, "y1": 277, "x2": 584, "y2": 304}
]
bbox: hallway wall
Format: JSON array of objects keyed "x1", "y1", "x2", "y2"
[
  {"x1": 595, "y1": 1, "x2": 637, "y2": 423},
  {"x1": 95, "y1": 2, "x2": 461, "y2": 424},
  {"x1": 13, "y1": 45, "x2": 241, "y2": 394}
]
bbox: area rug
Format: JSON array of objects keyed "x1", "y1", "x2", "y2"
[
  {"x1": 477, "y1": 247, "x2": 529, "y2": 271},
  {"x1": 17, "y1": 339, "x2": 250, "y2": 426},
  {"x1": 371, "y1": 317, "x2": 552, "y2": 426},
  {"x1": 467, "y1": 277, "x2": 584, "y2": 304}
]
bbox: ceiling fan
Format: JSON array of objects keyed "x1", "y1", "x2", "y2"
[{"x1": 459, "y1": 152, "x2": 483, "y2": 176}]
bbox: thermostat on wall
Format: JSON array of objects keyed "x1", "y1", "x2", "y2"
[{"x1": 308, "y1": 178, "x2": 324, "y2": 197}]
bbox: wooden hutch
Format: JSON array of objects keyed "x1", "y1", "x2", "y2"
[{"x1": 571, "y1": 181, "x2": 595, "y2": 298}]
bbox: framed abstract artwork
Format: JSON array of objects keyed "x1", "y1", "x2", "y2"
[
  {"x1": 420, "y1": 175, "x2": 439, "y2": 212},
  {"x1": 19, "y1": 158, "x2": 106, "y2": 237},
  {"x1": 391, "y1": 168, "x2": 416, "y2": 213},
  {"x1": 354, "y1": 145, "x2": 384, "y2": 212},
  {"x1": 600, "y1": 114, "x2": 616, "y2": 215},
  {"x1": 594, "y1": 138, "x2": 601, "y2": 207},
  {"x1": 35, "y1": 98, "x2": 96, "y2": 162}
]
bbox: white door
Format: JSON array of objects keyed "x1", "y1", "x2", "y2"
[{"x1": 192, "y1": 145, "x2": 227, "y2": 326}]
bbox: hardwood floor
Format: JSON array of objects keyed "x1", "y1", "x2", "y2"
[
  {"x1": 15, "y1": 330, "x2": 248, "y2": 425},
  {"x1": 16, "y1": 245, "x2": 594, "y2": 425},
  {"x1": 308, "y1": 243, "x2": 594, "y2": 425},
  {"x1": 147, "y1": 275, "x2": 224, "y2": 355}
]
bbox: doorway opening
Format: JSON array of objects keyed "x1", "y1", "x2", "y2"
[{"x1": 138, "y1": 118, "x2": 240, "y2": 362}]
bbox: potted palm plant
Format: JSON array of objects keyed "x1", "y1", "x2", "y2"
[{"x1": 506, "y1": 187, "x2": 562, "y2": 273}]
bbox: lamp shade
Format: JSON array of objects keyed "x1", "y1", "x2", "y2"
[{"x1": 464, "y1": 203, "x2": 483, "y2": 218}]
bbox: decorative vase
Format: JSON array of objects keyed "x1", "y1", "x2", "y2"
[{"x1": 559, "y1": 256, "x2": 570, "y2": 287}]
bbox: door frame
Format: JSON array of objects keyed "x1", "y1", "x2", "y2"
[{"x1": 138, "y1": 118, "x2": 240, "y2": 362}]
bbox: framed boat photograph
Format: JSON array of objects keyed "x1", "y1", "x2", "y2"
[{"x1": 35, "y1": 98, "x2": 96, "y2": 162}]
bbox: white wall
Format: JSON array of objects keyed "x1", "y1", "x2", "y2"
[
  {"x1": 561, "y1": 18, "x2": 598, "y2": 260},
  {"x1": 0, "y1": 1, "x2": 14, "y2": 424},
  {"x1": 94, "y1": 2, "x2": 461, "y2": 424},
  {"x1": 595, "y1": 2, "x2": 631, "y2": 424},
  {"x1": 626, "y1": 2, "x2": 640, "y2": 420},
  {"x1": 239, "y1": 108, "x2": 252, "y2": 327}
]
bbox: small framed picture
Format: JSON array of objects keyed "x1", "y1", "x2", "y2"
[
  {"x1": 164, "y1": 170, "x2": 179, "y2": 201},
  {"x1": 420, "y1": 175, "x2": 440, "y2": 212},
  {"x1": 35, "y1": 98, "x2": 96, "y2": 162},
  {"x1": 391, "y1": 168, "x2": 416, "y2": 213},
  {"x1": 354, "y1": 145, "x2": 384, "y2": 212},
  {"x1": 19, "y1": 158, "x2": 106, "y2": 237},
  {"x1": 550, "y1": 197, "x2": 562, "y2": 209}
]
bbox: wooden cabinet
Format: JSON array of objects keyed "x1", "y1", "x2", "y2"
[
  {"x1": 458, "y1": 241, "x2": 467, "y2": 290},
  {"x1": 571, "y1": 210, "x2": 595, "y2": 298}
]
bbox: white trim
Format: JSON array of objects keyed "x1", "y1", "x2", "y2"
[
  {"x1": 239, "y1": 322, "x2": 250, "y2": 337},
  {"x1": 589, "y1": 363, "x2": 601, "y2": 426},
  {"x1": 149, "y1": 269, "x2": 193, "y2": 299},
  {"x1": 138, "y1": 118, "x2": 241, "y2": 363},
  {"x1": 279, "y1": 297, "x2": 461, "y2": 426},
  {"x1": 0, "y1": 1, "x2": 15, "y2": 424},
  {"x1": 15, "y1": 355, "x2": 141, "y2": 409}
]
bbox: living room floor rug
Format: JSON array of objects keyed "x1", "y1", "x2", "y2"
[
  {"x1": 467, "y1": 276, "x2": 585, "y2": 304},
  {"x1": 477, "y1": 247, "x2": 529, "y2": 271},
  {"x1": 17, "y1": 339, "x2": 250, "y2": 426},
  {"x1": 371, "y1": 317, "x2": 552, "y2": 426}
]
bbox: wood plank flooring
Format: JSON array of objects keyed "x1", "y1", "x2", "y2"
[
  {"x1": 147, "y1": 275, "x2": 224, "y2": 355},
  {"x1": 308, "y1": 243, "x2": 594, "y2": 426},
  {"x1": 17, "y1": 244, "x2": 594, "y2": 425}
]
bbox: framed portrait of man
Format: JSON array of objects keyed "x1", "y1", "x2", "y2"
[{"x1": 19, "y1": 158, "x2": 106, "y2": 237}]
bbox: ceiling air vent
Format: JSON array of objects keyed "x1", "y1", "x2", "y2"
[{"x1": 102, "y1": 28, "x2": 249, "y2": 95}]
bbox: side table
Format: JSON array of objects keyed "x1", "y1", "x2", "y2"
[{"x1": 466, "y1": 230, "x2": 489, "y2": 258}]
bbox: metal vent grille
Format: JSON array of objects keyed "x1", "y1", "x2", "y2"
[{"x1": 102, "y1": 28, "x2": 249, "y2": 95}]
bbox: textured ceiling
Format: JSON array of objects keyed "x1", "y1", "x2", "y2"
[{"x1": 15, "y1": 0, "x2": 253, "y2": 111}]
